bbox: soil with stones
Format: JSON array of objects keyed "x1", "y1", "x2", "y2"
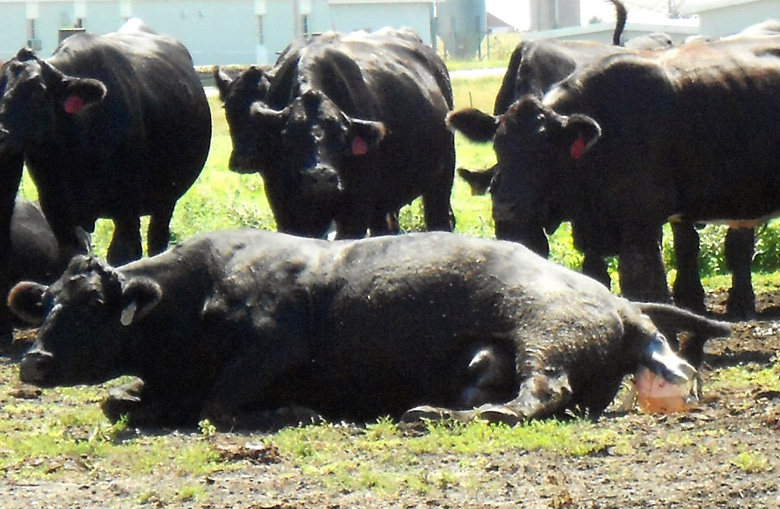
[{"x1": 0, "y1": 289, "x2": 778, "y2": 508}]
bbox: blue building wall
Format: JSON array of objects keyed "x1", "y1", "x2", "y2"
[{"x1": 0, "y1": 0, "x2": 437, "y2": 65}]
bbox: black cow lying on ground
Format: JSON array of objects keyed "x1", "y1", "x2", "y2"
[
  {"x1": 449, "y1": 35, "x2": 780, "y2": 307},
  {"x1": 0, "y1": 199, "x2": 89, "y2": 345},
  {"x1": 10, "y1": 229, "x2": 729, "y2": 429},
  {"x1": 214, "y1": 28, "x2": 456, "y2": 239},
  {"x1": 0, "y1": 19, "x2": 211, "y2": 267}
]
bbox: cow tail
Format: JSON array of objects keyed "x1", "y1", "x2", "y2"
[
  {"x1": 607, "y1": 0, "x2": 628, "y2": 46},
  {"x1": 638, "y1": 302, "x2": 732, "y2": 368}
]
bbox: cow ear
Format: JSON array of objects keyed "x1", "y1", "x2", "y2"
[
  {"x1": 447, "y1": 108, "x2": 499, "y2": 142},
  {"x1": 214, "y1": 66, "x2": 233, "y2": 102},
  {"x1": 15, "y1": 47, "x2": 37, "y2": 62},
  {"x1": 120, "y1": 277, "x2": 162, "y2": 326},
  {"x1": 458, "y1": 166, "x2": 495, "y2": 196},
  {"x1": 7, "y1": 281, "x2": 48, "y2": 325},
  {"x1": 39, "y1": 60, "x2": 107, "y2": 114},
  {"x1": 560, "y1": 114, "x2": 601, "y2": 161},
  {"x1": 60, "y1": 78, "x2": 107, "y2": 114},
  {"x1": 348, "y1": 118, "x2": 385, "y2": 156}
]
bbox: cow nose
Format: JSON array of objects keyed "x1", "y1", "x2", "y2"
[
  {"x1": 307, "y1": 165, "x2": 341, "y2": 192},
  {"x1": 20, "y1": 350, "x2": 54, "y2": 384},
  {"x1": 228, "y1": 151, "x2": 258, "y2": 174}
]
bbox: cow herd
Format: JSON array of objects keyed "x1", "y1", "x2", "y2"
[{"x1": 1, "y1": 7, "x2": 776, "y2": 429}]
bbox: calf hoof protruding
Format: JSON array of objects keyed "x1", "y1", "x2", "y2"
[
  {"x1": 101, "y1": 379, "x2": 144, "y2": 424},
  {"x1": 473, "y1": 404, "x2": 522, "y2": 426},
  {"x1": 400, "y1": 405, "x2": 458, "y2": 424},
  {"x1": 235, "y1": 405, "x2": 324, "y2": 431},
  {"x1": 272, "y1": 405, "x2": 324, "y2": 428}
]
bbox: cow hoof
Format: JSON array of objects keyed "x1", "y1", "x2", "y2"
[
  {"x1": 725, "y1": 303, "x2": 756, "y2": 321},
  {"x1": 273, "y1": 405, "x2": 324, "y2": 427},
  {"x1": 217, "y1": 405, "x2": 325, "y2": 431},
  {"x1": 474, "y1": 404, "x2": 522, "y2": 426},
  {"x1": 101, "y1": 379, "x2": 144, "y2": 424},
  {"x1": 102, "y1": 394, "x2": 140, "y2": 424},
  {"x1": 400, "y1": 405, "x2": 450, "y2": 423}
]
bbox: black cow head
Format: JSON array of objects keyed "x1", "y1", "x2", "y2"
[
  {"x1": 0, "y1": 48, "x2": 107, "y2": 151},
  {"x1": 214, "y1": 65, "x2": 272, "y2": 172},
  {"x1": 216, "y1": 66, "x2": 386, "y2": 238},
  {"x1": 448, "y1": 95, "x2": 600, "y2": 256},
  {"x1": 8, "y1": 255, "x2": 161, "y2": 387}
]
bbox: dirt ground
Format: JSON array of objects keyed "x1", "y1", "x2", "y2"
[{"x1": 1, "y1": 289, "x2": 778, "y2": 508}]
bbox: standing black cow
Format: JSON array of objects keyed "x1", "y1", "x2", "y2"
[
  {"x1": 8, "y1": 229, "x2": 728, "y2": 429},
  {"x1": 0, "y1": 19, "x2": 211, "y2": 266},
  {"x1": 459, "y1": 4, "x2": 748, "y2": 317},
  {"x1": 671, "y1": 20, "x2": 780, "y2": 318},
  {"x1": 448, "y1": 36, "x2": 780, "y2": 305},
  {"x1": 214, "y1": 28, "x2": 455, "y2": 239},
  {"x1": 0, "y1": 199, "x2": 89, "y2": 345}
]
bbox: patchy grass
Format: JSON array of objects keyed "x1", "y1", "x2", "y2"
[
  {"x1": 708, "y1": 360, "x2": 780, "y2": 393},
  {"x1": 731, "y1": 451, "x2": 773, "y2": 474},
  {"x1": 259, "y1": 417, "x2": 631, "y2": 496}
]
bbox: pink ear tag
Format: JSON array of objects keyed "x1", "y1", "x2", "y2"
[
  {"x1": 351, "y1": 136, "x2": 368, "y2": 156},
  {"x1": 64, "y1": 95, "x2": 85, "y2": 114},
  {"x1": 570, "y1": 135, "x2": 586, "y2": 160}
]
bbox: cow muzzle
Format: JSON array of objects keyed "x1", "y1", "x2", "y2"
[
  {"x1": 20, "y1": 349, "x2": 55, "y2": 386},
  {"x1": 494, "y1": 220, "x2": 550, "y2": 258},
  {"x1": 636, "y1": 333, "x2": 698, "y2": 413},
  {"x1": 643, "y1": 333, "x2": 697, "y2": 385},
  {"x1": 228, "y1": 151, "x2": 260, "y2": 174}
]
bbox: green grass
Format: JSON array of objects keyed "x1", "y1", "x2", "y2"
[
  {"x1": 3, "y1": 359, "x2": 778, "y2": 489},
  {"x1": 17, "y1": 73, "x2": 780, "y2": 282},
  {"x1": 708, "y1": 361, "x2": 780, "y2": 394},
  {"x1": 731, "y1": 451, "x2": 773, "y2": 474},
  {"x1": 262, "y1": 416, "x2": 629, "y2": 496}
]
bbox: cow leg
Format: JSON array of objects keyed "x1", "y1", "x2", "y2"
[
  {"x1": 148, "y1": 204, "x2": 175, "y2": 257},
  {"x1": 581, "y1": 252, "x2": 611, "y2": 289},
  {"x1": 208, "y1": 405, "x2": 323, "y2": 431},
  {"x1": 671, "y1": 222, "x2": 707, "y2": 314},
  {"x1": 401, "y1": 371, "x2": 572, "y2": 426},
  {"x1": 101, "y1": 378, "x2": 201, "y2": 427},
  {"x1": 0, "y1": 302, "x2": 13, "y2": 346},
  {"x1": 618, "y1": 227, "x2": 672, "y2": 303},
  {"x1": 724, "y1": 227, "x2": 756, "y2": 319},
  {"x1": 498, "y1": 371, "x2": 572, "y2": 421},
  {"x1": 421, "y1": 150, "x2": 456, "y2": 232},
  {"x1": 368, "y1": 209, "x2": 401, "y2": 236},
  {"x1": 334, "y1": 196, "x2": 372, "y2": 239},
  {"x1": 107, "y1": 216, "x2": 142, "y2": 266},
  {"x1": 421, "y1": 191, "x2": 455, "y2": 232},
  {"x1": 201, "y1": 344, "x2": 311, "y2": 430},
  {"x1": 37, "y1": 200, "x2": 88, "y2": 267}
]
